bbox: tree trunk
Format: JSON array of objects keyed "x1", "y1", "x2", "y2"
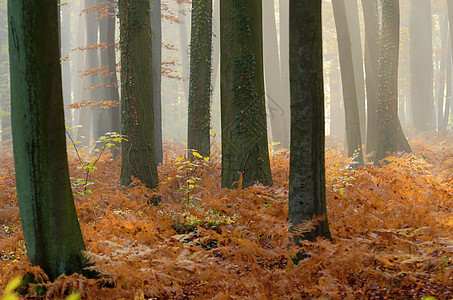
[
  {"x1": 443, "y1": 40, "x2": 452, "y2": 130},
  {"x1": 263, "y1": 0, "x2": 289, "y2": 149},
  {"x1": 188, "y1": 0, "x2": 213, "y2": 159},
  {"x1": 220, "y1": 0, "x2": 273, "y2": 189},
  {"x1": 328, "y1": 56, "x2": 345, "y2": 137},
  {"x1": 332, "y1": 0, "x2": 364, "y2": 167},
  {"x1": 0, "y1": 0, "x2": 10, "y2": 143},
  {"x1": 362, "y1": 0, "x2": 379, "y2": 153},
  {"x1": 179, "y1": 4, "x2": 189, "y2": 101},
  {"x1": 151, "y1": 0, "x2": 163, "y2": 164},
  {"x1": 8, "y1": 0, "x2": 86, "y2": 280},
  {"x1": 410, "y1": 0, "x2": 434, "y2": 132},
  {"x1": 279, "y1": 0, "x2": 291, "y2": 139},
  {"x1": 289, "y1": 0, "x2": 331, "y2": 243},
  {"x1": 436, "y1": 14, "x2": 448, "y2": 131},
  {"x1": 375, "y1": 0, "x2": 399, "y2": 164},
  {"x1": 119, "y1": 0, "x2": 159, "y2": 192},
  {"x1": 60, "y1": 2, "x2": 73, "y2": 128},
  {"x1": 345, "y1": 0, "x2": 366, "y2": 144}
]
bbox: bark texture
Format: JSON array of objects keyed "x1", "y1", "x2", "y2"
[
  {"x1": 119, "y1": 0, "x2": 159, "y2": 191},
  {"x1": 289, "y1": 0, "x2": 331, "y2": 242},
  {"x1": 220, "y1": 0, "x2": 273, "y2": 189},
  {"x1": 8, "y1": 0, "x2": 86, "y2": 280},
  {"x1": 188, "y1": 0, "x2": 213, "y2": 158}
]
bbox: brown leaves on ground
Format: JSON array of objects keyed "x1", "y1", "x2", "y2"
[{"x1": 0, "y1": 135, "x2": 452, "y2": 299}]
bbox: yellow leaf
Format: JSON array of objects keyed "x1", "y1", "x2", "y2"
[
  {"x1": 203, "y1": 157, "x2": 210, "y2": 162},
  {"x1": 66, "y1": 293, "x2": 82, "y2": 300},
  {"x1": 193, "y1": 151, "x2": 203, "y2": 158},
  {"x1": 177, "y1": 156, "x2": 184, "y2": 162},
  {"x1": 5, "y1": 277, "x2": 21, "y2": 293}
]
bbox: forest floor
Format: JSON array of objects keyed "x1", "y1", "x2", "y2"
[{"x1": 0, "y1": 133, "x2": 452, "y2": 299}]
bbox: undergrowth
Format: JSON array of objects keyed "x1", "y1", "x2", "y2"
[{"x1": 0, "y1": 136, "x2": 452, "y2": 299}]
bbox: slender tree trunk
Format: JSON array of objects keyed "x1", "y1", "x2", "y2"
[
  {"x1": 279, "y1": 0, "x2": 290, "y2": 136},
  {"x1": 220, "y1": 0, "x2": 273, "y2": 189},
  {"x1": 375, "y1": 0, "x2": 399, "y2": 164},
  {"x1": 345, "y1": 0, "x2": 366, "y2": 144},
  {"x1": 289, "y1": 0, "x2": 331, "y2": 243},
  {"x1": 410, "y1": 0, "x2": 434, "y2": 132},
  {"x1": 263, "y1": 0, "x2": 289, "y2": 149},
  {"x1": 60, "y1": 2, "x2": 72, "y2": 128},
  {"x1": 188, "y1": 0, "x2": 213, "y2": 159},
  {"x1": 362, "y1": 0, "x2": 379, "y2": 153},
  {"x1": 0, "y1": 0, "x2": 10, "y2": 143},
  {"x1": 77, "y1": 0, "x2": 100, "y2": 146},
  {"x1": 119, "y1": 0, "x2": 159, "y2": 193},
  {"x1": 444, "y1": 40, "x2": 452, "y2": 129},
  {"x1": 436, "y1": 14, "x2": 448, "y2": 131},
  {"x1": 328, "y1": 56, "x2": 345, "y2": 137},
  {"x1": 151, "y1": 0, "x2": 163, "y2": 164},
  {"x1": 8, "y1": 0, "x2": 86, "y2": 280},
  {"x1": 332, "y1": 0, "x2": 364, "y2": 167},
  {"x1": 179, "y1": 4, "x2": 189, "y2": 101}
]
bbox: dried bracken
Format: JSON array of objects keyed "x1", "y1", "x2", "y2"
[{"x1": 0, "y1": 135, "x2": 452, "y2": 299}]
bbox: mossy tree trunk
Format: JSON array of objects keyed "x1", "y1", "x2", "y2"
[
  {"x1": 332, "y1": 0, "x2": 364, "y2": 167},
  {"x1": 151, "y1": 0, "x2": 163, "y2": 164},
  {"x1": 220, "y1": 0, "x2": 272, "y2": 189},
  {"x1": 8, "y1": 0, "x2": 86, "y2": 280},
  {"x1": 188, "y1": 0, "x2": 213, "y2": 158},
  {"x1": 374, "y1": 0, "x2": 399, "y2": 164},
  {"x1": 119, "y1": 0, "x2": 159, "y2": 191},
  {"x1": 289, "y1": 0, "x2": 331, "y2": 242}
]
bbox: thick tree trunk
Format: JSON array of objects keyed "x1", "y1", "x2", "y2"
[
  {"x1": 263, "y1": 0, "x2": 289, "y2": 149},
  {"x1": 345, "y1": 0, "x2": 366, "y2": 144},
  {"x1": 119, "y1": 0, "x2": 159, "y2": 192},
  {"x1": 410, "y1": 0, "x2": 434, "y2": 132},
  {"x1": 375, "y1": 0, "x2": 399, "y2": 164},
  {"x1": 151, "y1": 0, "x2": 163, "y2": 164},
  {"x1": 289, "y1": 0, "x2": 331, "y2": 243},
  {"x1": 220, "y1": 0, "x2": 273, "y2": 189},
  {"x1": 332, "y1": 0, "x2": 364, "y2": 167},
  {"x1": 8, "y1": 0, "x2": 86, "y2": 280},
  {"x1": 188, "y1": 0, "x2": 213, "y2": 159}
]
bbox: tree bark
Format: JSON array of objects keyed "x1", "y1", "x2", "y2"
[
  {"x1": 375, "y1": 0, "x2": 399, "y2": 164},
  {"x1": 8, "y1": 0, "x2": 86, "y2": 280},
  {"x1": 289, "y1": 0, "x2": 331, "y2": 242},
  {"x1": 151, "y1": 0, "x2": 163, "y2": 164},
  {"x1": 119, "y1": 0, "x2": 159, "y2": 192},
  {"x1": 263, "y1": 0, "x2": 289, "y2": 149},
  {"x1": 188, "y1": 0, "x2": 213, "y2": 159},
  {"x1": 410, "y1": 0, "x2": 434, "y2": 132},
  {"x1": 345, "y1": 0, "x2": 366, "y2": 144},
  {"x1": 332, "y1": 0, "x2": 364, "y2": 167},
  {"x1": 220, "y1": 0, "x2": 273, "y2": 189}
]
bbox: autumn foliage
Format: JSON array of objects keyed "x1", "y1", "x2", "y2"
[{"x1": 0, "y1": 134, "x2": 452, "y2": 299}]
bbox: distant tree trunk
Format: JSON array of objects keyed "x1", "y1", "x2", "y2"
[
  {"x1": 220, "y1": 0, "x2": 273, "y2": 189},
  {"x1": 332, "y1": 0, "x2": 364, "y2": 167},
  {"x1": 375, "y1": 0, "x2": 399, "y2": 164},
  {"x1": 119, "y1": 0, "x2": 159, "y2": 192},
  {"x1": 0, "y1": 0, "x2": 10, "y2": 143},
  {"x1": 92, "y1": 0, "x2": 114, "y2": 144},
  {"x1": 60, "y1": 3, "x2": 73, "y2": 128},
  {"x1": 263, "y1": 0, "x2": 289, "y2": 149},
  {"x1": 345, "y1": 0, "x2": 366, "y2": 144},
  {"x1": 362, "y1": 0, "x2": 379, "y2": 153},
  {"x1": 410, "y1": 0, "x2": 434, "y2": 132},
  {"x1": 77, "y1": 0, "x2": 100, "y2": 146},
  {"x1": 151, "y1": 0, "x2": 163, "y2": 164},
  {"x1": 8, "y1": 0, "x2": 86, "y2": 280},
  {"x1": 188, "y1": 0, "x2": 213, "y2": 159},
  {"x1": 443, "y1": 41, "x2": 452, "y2": 129},
  {"x1": 289, "y1": 0, "x2": 331, "y2": 243},
  {"x1": 328, "y1": 56, "x2": 345, "y2": 137},
  {"x1": 279, "y1": 0, "x2": 290, "y2": 138},
  {"x1": 363, "y1": 0, "x2": 409, "y2": 154},
  {"x1": 179, "y1": 4, "x2": 189, "y2": 101},
  {"x1": 436, "y1": 14, "x2": 448, "y2": 131}
]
